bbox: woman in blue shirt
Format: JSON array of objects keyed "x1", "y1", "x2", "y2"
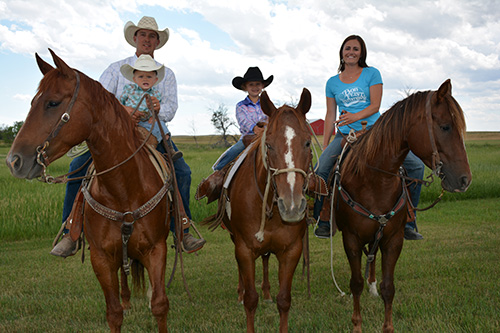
[{"x1": 314, "y1": 35, "x2": 424, "y2": 240}]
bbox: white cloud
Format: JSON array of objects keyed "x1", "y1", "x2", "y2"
[
  {"x1": 1, "y1": 0, "x2": 499, "y2": 132},
  {"x1": 13, "y1": 94, "x2": 31, "y2": 101}
]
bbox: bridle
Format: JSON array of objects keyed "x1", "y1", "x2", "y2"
[
  {"x1": 36, "y1": 71, "x2": 81, "y2": 183},
  {"x1": 35, "y1": 72, "x2": 157, "y2": 184},
  {"x1": 254, "y1": 125, "x2": 311, "y2": 242},
  {"x1": 424, "y1": 91, "x2": 443, "y2": 180}
]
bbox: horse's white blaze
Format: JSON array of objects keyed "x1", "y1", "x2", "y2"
[{"x1": 284, "y1": 126, "x2": 296, "y2": 196}]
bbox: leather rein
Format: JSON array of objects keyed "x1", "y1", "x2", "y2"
[{"x1": 35, "y1": 73, "x2": 157, "y2": 185}]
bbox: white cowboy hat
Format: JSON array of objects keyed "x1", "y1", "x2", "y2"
[
  {"x1": 124, "y1": 16, "x2": 169, "y2": 50},
  {"x1": 120, "y1": 54, "x2": 165, "y2": 86}
]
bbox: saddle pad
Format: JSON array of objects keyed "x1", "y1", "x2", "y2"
[
  {"x1": 223, "y1": 141, "x2": 257, "y2": 189},
  {"x1": 145, "y1": 144, "x2": 171, "y2": 181}
]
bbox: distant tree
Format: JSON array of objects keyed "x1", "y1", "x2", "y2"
[
  {"x1": 0, "y1": 121, "x2": 24, "y2": 143},
  {"x1": 188, "y1": 118, "x2": 199, "y2": 146},
  {"x1": 400, "y1": 85, "x2": 415, "y2": 98},
  {"x1": 210, "y1": 103, "x2": 237, "y2": 147}
]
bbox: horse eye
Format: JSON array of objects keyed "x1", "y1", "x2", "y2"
[
  {"x1": 305, "y1": 140, "x2": 311, "y2": 148},
  {"x1": 47, "y1": 101, "x2": 61, "y2": 108},
  {"x1": 266, "y1": 143, "x2": 273, "y2": 151},
  {"x1": 440, "y1": 124, "x2": 451, "y2": 132}
]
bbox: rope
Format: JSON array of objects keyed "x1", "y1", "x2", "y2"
[
  {"x1": 324, "y1": 128, "x2": 356, "y2": 297},
  {"x1": 306, "y1": 120, "x2": 323, "y2": 173}
]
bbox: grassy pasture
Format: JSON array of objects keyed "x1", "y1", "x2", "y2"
[{"x1": 0, "y1": 132, "x2": 499, "y2": 332}]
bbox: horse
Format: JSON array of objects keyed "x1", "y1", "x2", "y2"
[
  {"x1": 5, "y1": 50, "x2": 172, "y2": 332},
  {"x1": 329, "y1": 79, "x2": 471, "y2": 332},
  {"x1": 209, "y1": 88, "x2": 312, "y2": 332}
]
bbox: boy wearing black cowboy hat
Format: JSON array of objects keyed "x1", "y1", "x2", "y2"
[
  {"x1": 212, "y1": 66, "x2": 273, "y2": 170},
  {"x1": 196, "y1": 67, "x2": 273, "y2": 203}
]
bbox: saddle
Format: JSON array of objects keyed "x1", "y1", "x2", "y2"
[{"x1": 65, "y1": 145, "x2": 172, "y2": 244}]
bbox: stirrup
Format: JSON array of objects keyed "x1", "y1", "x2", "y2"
[
  {"x1": 52, "y1": 220, "x2": 69, "y2": 248},
  {"x1": 51, "y1": 219, "x2": 81, "y2": 257}
]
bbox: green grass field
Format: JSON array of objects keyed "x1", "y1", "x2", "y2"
[{"x1": 0, "y1": 133, "x2": 499, "y2": 332}]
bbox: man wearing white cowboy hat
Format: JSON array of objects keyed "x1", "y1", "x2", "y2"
[{"x1": 51, "y1": 16, "x2": 205, "y2": 257}]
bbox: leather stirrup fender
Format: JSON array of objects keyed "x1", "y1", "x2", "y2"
[{"x1": 69, "y1": 187, "x2": 85, "y2": 242}]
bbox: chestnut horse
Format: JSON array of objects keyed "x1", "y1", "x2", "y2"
[
  {"x1": 5, "y1": 50, "x2": 172, "y2": 332},
  {"x1": 210, "y1": 89, "x2": 312, "y2": 332},
  {"x1": 331, "y1": 80, "x2": 471, "y2": 332}
]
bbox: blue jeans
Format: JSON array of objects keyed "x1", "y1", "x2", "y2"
[
  {"x1": 156, "y1": 140, "x2": 192, "y2": 232},
  {"x1": 313, "y1": 132, "x2": 345, "y2": 224},
  {"x1": 212, "y1": 139, "x2": 246, "y2": 171},
  {"x1": 403, "y1": 151, "x2": 424, "y2": 230},
  {"x1": 61, "y1": 150, "x2": 92, "y2": 224},
  {"x1": 313, "y1": 132, "x2": 425, "y2": 229}
]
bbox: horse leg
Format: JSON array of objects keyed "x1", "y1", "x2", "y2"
[
  {"x1": 275, "y1": 244, "x2": 303, "y2": 333},
  {"x1": 343, "y1": 235, "x2": 364, "y2": 333},
  {"x1": 90, "y1": 251, "x2": 123, "y2": 332},
  {"x1": 379, "y1": 238, "x2": 403, "y2": 333},
  {"x1": 237, "y1": 266, "x2": 244, "y2": 304},
  {"x1": 367, "y1": 253, "x2": 379, "y2": 297},
  {"x1": 144, "y1": 242, "x2": 169, "y2": 333},
  {"x1": 120, "y1": 266, "x2": 131, "y2": 311},
  {"x1": 235, "y1": 245, "x2": 258, "y2": 333},
  {"x1": 261, "y1": 253, "x2": 272, "y2": 302}
]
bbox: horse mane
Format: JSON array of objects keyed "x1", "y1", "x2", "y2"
[
  {"x1": 342, "y1": 90, "x2": 466, "y2": 178},
  {"x1": 36, "y1": 68, "x2": 142, "y2": 146}
]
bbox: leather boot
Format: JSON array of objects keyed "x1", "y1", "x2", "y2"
[
  {"x1": 50, "y1": 234, "x2": 79, "y2": 258},
  {"x1": 182, "y1": 233, "x2": 206, "y2": 253}
]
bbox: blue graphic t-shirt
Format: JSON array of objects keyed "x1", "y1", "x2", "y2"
[{"x1": 325, "y1": 67, "x2": 383, "y2": 134}]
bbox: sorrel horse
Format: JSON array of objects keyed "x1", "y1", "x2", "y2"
[
  {"x1": 330, "y1": 79, "x2": 471, "y2": 332},
  {"x1": 5, "y1": 50, "x2": 172, "y2": 332},
  {"x1": 211, "y1": 89, "x2": 312, "y2": 332}
]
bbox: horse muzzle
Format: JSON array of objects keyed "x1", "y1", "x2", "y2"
[
  {"x1": 440, "y1": 163, "x2": 472, "y2": 193},
  {"x1": 5, "y1": 151, "x2": 42, "y2": 179},
  {"x1": 277, "y1": 195, "x2": 307, "y2": 223}
]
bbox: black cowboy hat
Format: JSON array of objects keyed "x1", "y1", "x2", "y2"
[{"x1": 232, "y1": 67, "x2": 274, "y2": 90}]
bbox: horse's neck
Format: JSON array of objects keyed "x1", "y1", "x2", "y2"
[
  {"x1": 85, "y1": 103, "x2": 152, "y2": 190},
  {"x1": 342, "y1": 139, "x2": 409, "y2": 190}
]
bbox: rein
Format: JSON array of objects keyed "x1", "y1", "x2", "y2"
[
  {"x1": 36, "y1": 85, "x2": 157, "y2": 184},
  {"x1": 363, "y1": 91, "x2": 444, "y2": 211},
  {"x1": 254, "y1": 125, "x2": 311, "y2": 242}
]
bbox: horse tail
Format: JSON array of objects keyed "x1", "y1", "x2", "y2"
[{"x1": 131, "y1": 260, "x2": 146, "y2": 295}]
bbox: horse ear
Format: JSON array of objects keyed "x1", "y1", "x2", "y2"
[
  {"x1": 36, "y1": 53, "x2": 54, "y2": 75},
  {"x1": 436, "y1": 79, "x2": 452, "y2": 102},
  {"x1": 260, "y1": 91, "x2": 277, "y2": 117},
  {"x1": 48, "y1": 48, "x2": 74, "y2": 77},
  {"x1": 296, "y1": 88, "x2": 312, "y2": 115}
]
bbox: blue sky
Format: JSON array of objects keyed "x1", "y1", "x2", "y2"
[{"x1": 1, "y1": 1, "x2": 500, "y2": 135}]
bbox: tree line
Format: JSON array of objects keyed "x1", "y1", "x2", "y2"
[{"x1": 0, "y1": 121, "x2": 24, "y2": 143}]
